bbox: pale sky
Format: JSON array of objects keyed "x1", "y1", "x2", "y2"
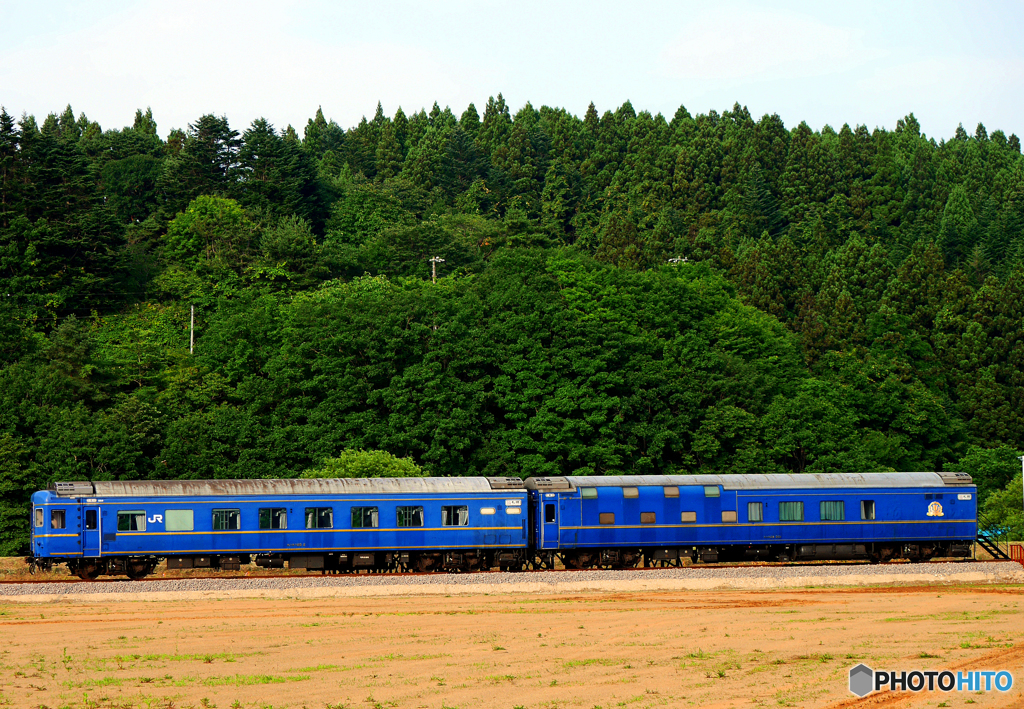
[{"x1": 2, "y1": 0, "x2": 1022, "y2": 141}]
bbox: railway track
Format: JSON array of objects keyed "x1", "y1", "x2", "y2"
[{"x1": 0, "y1": 557, "x2": 1003, "y2": 585}]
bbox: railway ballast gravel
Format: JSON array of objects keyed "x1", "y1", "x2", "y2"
[{"x1": 3, "y1": 561, "x2": 1022, "y2": 598}]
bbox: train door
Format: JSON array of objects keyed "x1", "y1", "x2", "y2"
[
  {"x1": 540, "y1": 493, "x2": 560, "y2": 550},
  {"x1": 82, "y1": 506, "x2": 101, "y2": 557},
  {"x1": 560, "y1": 494, "x2": 579, "y2": 549}
]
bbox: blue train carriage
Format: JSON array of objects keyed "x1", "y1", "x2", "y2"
[
  {"x1": 29, "y1": 477, "x2": 529, "y2": 580},
  {"x1": 526, "y1": 472, "x2": 976, "y2": 568}
]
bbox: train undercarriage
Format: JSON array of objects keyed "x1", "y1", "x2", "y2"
[{"x1": 29, "y1": 540, "x2": 974, "y2": 580}]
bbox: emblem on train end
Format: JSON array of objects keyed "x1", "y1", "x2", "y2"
[{"x1": 926, "y1": 501, "x2": 944, "y2": 517}]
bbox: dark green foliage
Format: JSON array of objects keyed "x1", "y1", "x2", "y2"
[{"x1": 2, "y1": 98, "x2": 1024, "y2": 553}]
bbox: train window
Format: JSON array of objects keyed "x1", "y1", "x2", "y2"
[
  {"x1": 779, "y1": 502, "x2": 804, "y2": 522},
  {"x1": 117, "y1": 510, "x2": 145, "y2": 531},
  {"x1": 506, "y1": 507, "x2": 521, "y2": 514},
  {"x1": 50, "y1": 509, "x2": 66, "y2": 529},
  {"x1": 681, "y1": 512, "x2": 696, "y2": 523},
  {"x1": 623, "y1": 487, "x2": 639, "y2": 499},
  {"x1": 640, "y1": 512, "x2": 656, "y2": 524},
  {"x1": 704, "y1": 486, "x2": 720, "y2": 498},
  {"x1": 84, "y1": 510, "x2": 98, "y2": 530},
  {"x1": 861, "y1": 500, "x2": 875, "y2": 520},
  {"x1": 544, "y1": 504, "x2": 556, "y2": 523},
  {"x1": 581, "y1": 487, "x2": 598, "y2": 499},
  {"x1": 663, "y1": 486, "x2": 679, "y2": 498},
  {"x1": 212, "y1": 509, "x2": 240, "y2": 531},
  {"x1": 397, "y1": 506, "x2": 424, "y2": 527},
  {"x1": 443, "y1": 506, "x2": 469, "y2": 526},
  {"x1": 258, "y1": 508, "x2": 287, "y2": 530},
  {"x1": 722, "y1": 511, "x2": 737, "y2": 523},
  {"x1": 166, "y1": 509, "x2": 194, "y2": 531},
  {"x1": 35, "y1": 508, "x2": 43, "y2": 527},
  {"x1": 348, "y1": 507, "x2": 374, "y2": 529},
  {"x1": 599, "y1": 513, "x2": 615, "y2": 525},
  {"x1": 305, "y1": 506, "x2": 333, "y2": 528},
  {"x1": 820, "y1": 501, "x2": 845, "y2": 521},
  {"x1": 748, "y1": 502, "x2": 763, "y2": 522},
  {"x1": 480, "y1": 507, "x2": 496, "y2": 515}
]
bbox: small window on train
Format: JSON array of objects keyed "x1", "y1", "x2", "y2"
[
  {"x1": 820, "y1": 500, "x2": 845, "y2": 521},
  {"x1": 258, "y1": 508, "x2": 287, "y2": 530},
  {"x1": 480, "y1": 507, "x2": 496, "y2": 515},
  {"x1": 599, "y1": 512, "x2": 615, "y2": 525},
  {"x1": 704, "y1": 486, "x2": 720, "y2": 498},
  {"x1": 50, "y1": 509, "x2": 66, "y2": 529},
  {"x1": 117, "y1": 510, "x2": 145, "y2": 532},
  {"x1": 545, "y1": 504, "x2": 556, "y2": 523},
  {"x1": 640, "y1": 512, "x2": 656, "y2": 524},
  {"x1": 506, "y1": 507, "x2": 522, "y2": 514},
  {"x1": 212, "y1": 509, "x2": 240, "y2": 531},
  {"x1": 308, "y1": 507, "x2": 337, "y2": 529},
  {"x1": 681, "y1": 511, "x2": 697, "y2": 523},
  {"x1": 663, "y1": 486, "x2": 679, "y2": 498},
  {"x1": 581, "y1": 487, "x2": 598, "y2": 499},
  {"x1": 623, "y1": 487, "x2": 639, "y2": 499},
  {"x1": 443, "y1": 506, "x2": 469, "y2": 526},
  {"x1": 722, "y1": 511, "x2": 737, "y2": 523},
  {"x1": 165, "y1": 509, "x2": 194, "y2": 531},
  {"x1": 861, "y1": 500, "x2": 875, "y2": 520},
  {"x1": 352, "y1": 506, "x2": 380, "y2": 528},
  {"x1": 84, "y1": 509, "x2": 98, "y2": 530},
  {"x1": 35, "y1": 508, "x2": 43, "y2": 527},
  {"x1": 748, "y1": 502, "x2": 763, "y2": 522},
  {"x1": 779, "y1": 501, "x2": 804, "y2": 522},
  {"x1": 397, "y1": 506, "x2": 424, "y2": 527}
]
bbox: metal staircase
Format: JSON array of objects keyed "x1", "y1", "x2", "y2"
[{"x1": 976, "y1": 513, "x2": 1012, "y2": 561}]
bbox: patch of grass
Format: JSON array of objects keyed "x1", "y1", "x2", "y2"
[
  {"x1": 62, "y1": 676, "x2": 126, "y2": 689},
  {"x1": 484, "y1": 674, "x2": 517, "y2": 683},
  {"x1": 202, "y1": 673, "x2": 310, "y2": 686},
  {"x1": 287, "y1": 664, "x2": 339, "y2": 673},
  {"x1": 563, "y1": 658, "x2": 618, "y2": 669},
  {"x1": 113, "y1": 651, "x2": 256, "y2": 666}
]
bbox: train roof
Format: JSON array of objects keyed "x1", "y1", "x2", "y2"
[
  {"x1": 46, "y1": 472, "x2": 973, "y2": 498},
  {"x1": 525, "y1": 472, "x2": 973, "y2": 491},
  {"x1": 48, "y1": 477, "x2": 526, "y2": 498}
]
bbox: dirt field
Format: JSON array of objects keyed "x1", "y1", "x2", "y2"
[{"x1": 1, "y1": 583, "x2": 1022, "y2": 709}]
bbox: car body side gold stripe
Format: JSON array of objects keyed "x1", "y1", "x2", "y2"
[
  {"x1": 560, "y1": 519, "x2": 976, "y2": 531},
  {"x1": 109, "y1": 526, "x2": 522, "y2": 537}
]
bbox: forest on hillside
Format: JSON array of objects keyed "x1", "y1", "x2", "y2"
[{"x1": 0, "y1": 97, "x2": 1022, "y2": 553}]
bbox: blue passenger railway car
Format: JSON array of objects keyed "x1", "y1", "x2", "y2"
[
  {"x1": 30, "y1": 477, "x2": 529, "y2": 580},
  {"x1": 527, "y1": 472, "x2": 976, "y2": 567},
  {"x1": 28, "y1": 472, "x2": 976, "y2": 579}
]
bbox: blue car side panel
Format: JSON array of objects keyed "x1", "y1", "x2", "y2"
[
  {"x1": 32, "y1": 491, "x2": 528, "y2": 559},
  {"x1": 556, "y1": 484, "x2": 975, "y2": 550}
]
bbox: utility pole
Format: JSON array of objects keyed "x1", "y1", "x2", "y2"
[
  {"x1": 190, "y1": 305, "x2": 194, "y2": 355},
  {"x1": 1019, "y1": 456, "x2": 1023, "y2": 526},
  {"x1": 429, "y1": 256, "x2": 445, "y2": 284}
]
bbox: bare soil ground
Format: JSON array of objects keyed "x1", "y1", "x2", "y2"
[{"x1": 2, "y1": 583, "x2": 1023, "y2": 709}]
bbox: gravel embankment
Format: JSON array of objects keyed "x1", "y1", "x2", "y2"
[{"x1": 2, "y1": 562, "x2": 1022, "y2": 602}]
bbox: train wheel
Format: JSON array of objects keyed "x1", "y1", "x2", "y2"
[
  {"x1": 75, "y1": 562, "x2": 101, "y2": 581},
  {"x1": 126, "y1": 562, "x2": 152, "y2": 580}
]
